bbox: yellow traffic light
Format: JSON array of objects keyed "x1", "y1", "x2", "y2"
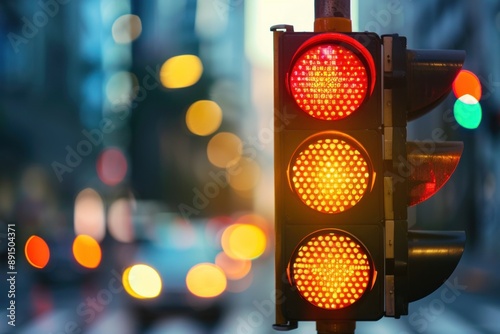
[
  {"x1": 289, "y1": 132, "x2": 373, "y2": 214},
  {"x1": 289, "y1": 229, "x2": 374, "y2": 310}
]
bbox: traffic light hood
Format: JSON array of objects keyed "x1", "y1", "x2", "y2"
[{"x1": 407, "y1": 49, "x2": 466, "y2": 121}]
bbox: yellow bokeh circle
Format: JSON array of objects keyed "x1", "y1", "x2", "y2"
[
  {"x1": 186, "y1": 263, "x2": 227, "y2": 298},
  {"x1": 221, "y1": 224, "x2": 266, "y2": 260},
  {"x1": 123, "y1": 264, "x2": 162, "y2": 299},
  {"x1": 186, "y1": 100, "x2": 223, "y2": 136}
]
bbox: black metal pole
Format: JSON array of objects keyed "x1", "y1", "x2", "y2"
[{"x1": 315, "y1": 0, "x2": 351, "y2": 19}]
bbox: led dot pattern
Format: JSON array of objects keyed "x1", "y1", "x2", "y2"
[
  {"x1": 289, "y1": 43, "x2": 369, "y2": 121},
  {"x1": 290, "y1": 231, "x2": 372, "y2": 310},
  {"x1": 290, "y1": 135, "x2": 370, "y2": 214}
]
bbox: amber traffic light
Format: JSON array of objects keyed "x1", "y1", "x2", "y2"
[
  {"x1": 289, "y1": 229, "x2": 374, "y2": 310},
  {"x1": 289, "y1": 132, "x2": 373, "y2": 214}
]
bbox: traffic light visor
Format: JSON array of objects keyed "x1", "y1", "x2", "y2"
[
  {"x1": 407, "y1": 142, "x2": 463, "y2": 206},
  {"x1": 288, "y1": 132, "x2": 374, "y2": 214},
  {"x1": 288, "y1": 229, "x2": 374, "y2": 310},
  {"x1": 288, "y1": 33, "x2": 376, "y2": 121}
]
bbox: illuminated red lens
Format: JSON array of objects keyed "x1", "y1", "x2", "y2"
[
  {"x1": 289, "y1": 132, "x2": 373, "y2": 214},
  {"x1": 289, "y1": 35, "x2": 374, "y2": 121},
  {"x1": 289, "y1": 230, "x2": 373, "y2": 310}
]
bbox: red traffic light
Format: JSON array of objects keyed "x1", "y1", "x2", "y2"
[{"x1": 288, "y1": 33, "x2": 376, "y2": 121}]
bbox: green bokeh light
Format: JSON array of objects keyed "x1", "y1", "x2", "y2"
[{"x1": 454, "y1": 95, "x2": 482, "y2": 129}]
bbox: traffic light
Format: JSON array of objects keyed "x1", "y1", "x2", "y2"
[
  {"x1": 399, "y1": 45, "x2": 467, "y2": 305},
  {"x1": 382, "y1": 34, "x2": 466, "y2": 318},
  {"x1": 272, "y1": 25, "x2": 385, "y2": 329},
  {"x1": 271, "y1": 17, "x2": 466, "y2": 334}
]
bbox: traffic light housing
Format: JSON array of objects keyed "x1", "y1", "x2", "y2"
[
  {"x1": 272, "y1": 27, "x2": 386, "y2": 328},
  {"x1": 272, "y1": 25, "x2": 466, "y2": 331}
]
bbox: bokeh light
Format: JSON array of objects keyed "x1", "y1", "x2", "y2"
[
  {"x1": 74, "y1": 188, "x2": 105, "y2": 242},
  {"x1": 454, "y1": 94, "x2": 482, "y2": 130},
  {"x1": 186, "y1": 263, "x2": 227, "y2": 298},
  {"x1": 453, "y1": 70, "x2": 482, "y2": 101},
  {"x1": 122, "y1": 266, "x2": 141, "y2": 299},
  {"x1": 207, "y1": 132, "x2": 243, "y2": 168},
  {"x1": 233, "y1": 213, "x2": 272, "y2": 245},
  {"x1": 215, "y1": 251, "x2": 252, "y2": 280},
  {"x1": 25, "y1": 235, "x2": 50, "y2": 269},
  {"x1": 160, "y1": 55, "x2": 203, "y2": 89},
  {"x1": 108, "y1": 198, "x2": 134, "y2": 243},
  {"x1": 123, "y1": 264, "x2": 162, "y2": 299},
  {"x1": 186, "y1": 100, "x2": 223, "y2": 136},
  {"x1": 105, "y1": 71, "x2": 138, "y2": 105},
  {"x1": 72, "y1": 235, "x2": 102, "y2": 269},
  {"x1": 227, "y1": 158, "x2": 261, "y2": 192},
  {"x1": 97, "y1": 147, "x2": 128, "y2": 186},
  {"x1": 112, "y1": 14, "x2": 142, "y2": 44},
  {"x1": 221, "y1": 224, "x2": 267, "y2": 260}
]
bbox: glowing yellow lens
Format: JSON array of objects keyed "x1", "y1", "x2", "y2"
[
  {"x1": 289, "y1": 133, "x2": 371, "y2": 213},
  {"x1": 290, "y1": 230, "x2": 373, "y2": 310}
]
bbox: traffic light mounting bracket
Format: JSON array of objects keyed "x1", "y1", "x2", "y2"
[{"x1": 382, "y1": 34, "x2": 409, "y2": 319}]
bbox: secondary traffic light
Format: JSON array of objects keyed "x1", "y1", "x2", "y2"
[
  {"x1": 272, "y1": 25, "x2": 385, "y2": 329},
  {"x1": 400, "y1": 44, "x2": 467, "y2": 307},
  {"x1": 382, "y1": 34, "x2": 466, "y2": 319}
]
